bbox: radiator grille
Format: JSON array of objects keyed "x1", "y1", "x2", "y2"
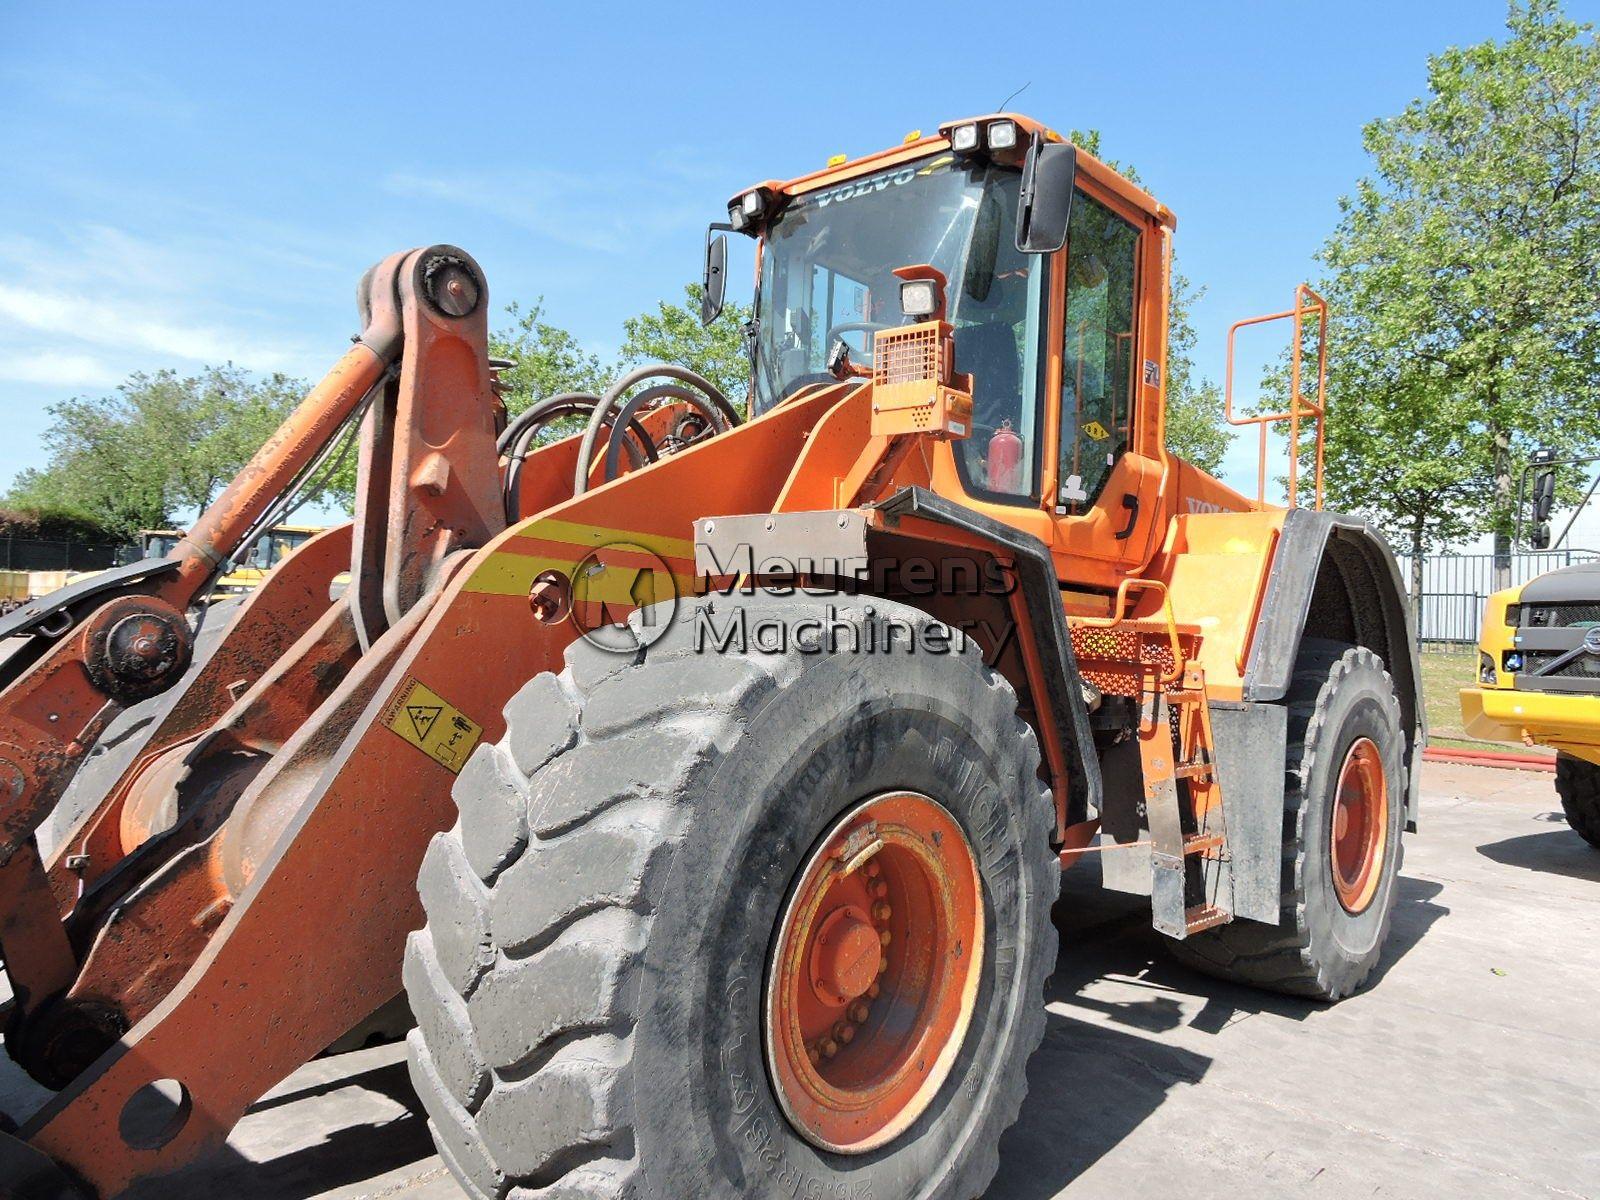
[
  {"x1": 1524, "y1": 649, "x2": 1600, "y2": 679},
  {"x1": 1523, "y1": 603, "x2": 1600, "y2": 629}
]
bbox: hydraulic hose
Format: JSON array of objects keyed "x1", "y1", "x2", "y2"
[{"x1": 572, "y1": 364, "x2": 740, "y2": 496}]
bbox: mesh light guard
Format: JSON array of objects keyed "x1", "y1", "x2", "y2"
[{"x1": 869, "y1": 320, "x2": 972, "y2": 441}]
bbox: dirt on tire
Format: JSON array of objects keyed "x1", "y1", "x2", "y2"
[{"x1": 404, "y1": 593, "x2": 1059, "y2": 1200}]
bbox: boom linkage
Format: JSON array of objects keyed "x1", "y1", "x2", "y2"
[{"x1": 0, "y1": 246, "x2": 504, "y2": 1198}]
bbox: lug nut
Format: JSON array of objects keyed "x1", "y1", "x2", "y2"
[
  {"x1": 850, "y1": 1002, "x2": 871, "y2": 1023},
  {"x1": 822, "y1": 1039, "x2": 839, "y2": 1059},
  {"x1": 878, "y1": 956, "x2": 889, "y2": 975},
  {"x1": 874, "y1": 902, "x2": 892, "y2": 922},
  {"x1": 873, "y1": 880, "x2": 889, "y2": 899},
  {"x1": 880, "y1": 929, "x2": 893, "y2": 948},
  {"x1": 808, "y1": 1044, "x2": 821, "y2": 1066},
  {"x1": 865, "y1": 862, "x2": 880, "y2": 879},
  {"x1": 867, "y1": 982, "x2": 881, "y2": 1000},
  {"x1": 835, "y1": 1022, "x2": 855, "y2": 1044}
]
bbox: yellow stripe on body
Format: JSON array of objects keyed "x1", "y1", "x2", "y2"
[{"x1": 463, "y1": 517, "x2": 698, "y2": 599}]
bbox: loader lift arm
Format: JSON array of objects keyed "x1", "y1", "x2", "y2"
[{"x1": 0, "y1": 246, "x2": 508, "y2": 1197}]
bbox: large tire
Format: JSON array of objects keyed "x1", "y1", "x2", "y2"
[
  {"x1": 1556, "y1": 753, "x2": 1600, "y2": 849},
  {"x1": 404, "y1": 594, "x2": 1057, "y2": 1200},
  {"x1": 1167, "y1": 639, "x2": 1406, "y2": 1000}
]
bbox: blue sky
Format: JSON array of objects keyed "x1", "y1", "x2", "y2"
[{"x1": 2, "y1": 0, "x2": 1592, "y2": 515}]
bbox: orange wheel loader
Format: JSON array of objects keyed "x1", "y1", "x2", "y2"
[{"x1": 0, "y1": 114, "x2": 1422, "y2": 1200}]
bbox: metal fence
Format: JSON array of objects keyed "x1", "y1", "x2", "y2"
[{"x1": 1400, "y1": 549, "x2": 1600, "y2": 648}]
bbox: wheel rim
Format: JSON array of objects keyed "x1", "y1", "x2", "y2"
[
  {"x1": 765, "y1": 791, "x2": 985, "y2": 1155},
  {"x1": 1331, "y1": 737, "x2": 1388, "y2": 914}
]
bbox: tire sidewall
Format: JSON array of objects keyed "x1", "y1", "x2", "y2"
[
  {"x1": 630, "y1": 643, "x2": 1050, "y2": 1200},
  {"x1": 1556, "y1": 754, "x2": 1600, "y2": 847},
  {"x1": 1298, "y1": 662, "x2": 1406, "y2": 963}
]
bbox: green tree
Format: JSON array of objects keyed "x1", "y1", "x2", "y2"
[
  {"x1": 6, "y1": 366, "x2": 305, "y2": 540},
  {"x1": 1164, "y1": 270, "x2": 1232, "y2": 473},
  {"x1": 1069, "y1": 128, "x2": 1232, "y2": 473},
  {"x1": 1317, "y1": 0, "x2": 1600, "y2": 583},
  {"x1": 620, "y1": 285, "x2": 753, "y2": 412},
  {"x1": 491, "y1": 299, "x2": 611, "y2": 416}
]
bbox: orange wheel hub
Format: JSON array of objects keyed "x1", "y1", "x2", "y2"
[
  {"x1": 765, "y1": 792, "x2": 984, "y2": 1155},
  {"x1": 1331, "y1": 737, "x2": 1388, "y2": 914}
]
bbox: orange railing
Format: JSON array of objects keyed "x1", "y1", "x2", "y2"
[{"x1": 1224, "y1": 284, "x2": 1329, "y2": 509}]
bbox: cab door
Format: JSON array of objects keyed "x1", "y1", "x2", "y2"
[{"x1": 1048, "y1": 188, "x2": 1162, "y2": 576}]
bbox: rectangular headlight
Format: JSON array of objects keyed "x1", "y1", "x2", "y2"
[
  {"x1": 740, "y1": 190, "x2": 764, "y2": 217},
  {"x1": 900, "y1": 279, "x2": 937, "y2": 318},
  {"x1": 986, "y1": 120, "x2": 1019, "y2": 151},
  {"x1": 950, "y1": 123, "x2": 980, "y2": 154}
]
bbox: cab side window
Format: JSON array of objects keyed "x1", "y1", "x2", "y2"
[{"x1": 1058, "y1": 193, "x2": 1140, "y2": 513}]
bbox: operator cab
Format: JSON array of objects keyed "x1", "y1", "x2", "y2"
[{"x1": 712, "y1": 114, "x2": 1180, "y2": 587}]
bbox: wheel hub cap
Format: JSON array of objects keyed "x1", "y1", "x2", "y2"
[
  {"x1": 1331, "y1": 737, "x2": 1389, "y2": 915},
  {"x1": 765, "y1": 792, "x2": 984, "y2": 1154}
]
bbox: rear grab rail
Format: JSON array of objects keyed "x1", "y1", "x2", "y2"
[{"x1": 1224, "y1": 283, "x2": 1329, "y2": 510}]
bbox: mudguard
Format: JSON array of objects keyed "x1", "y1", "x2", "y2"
[{"x1": 1243, "y1": 507, "x2": 1424, "y2": 826}]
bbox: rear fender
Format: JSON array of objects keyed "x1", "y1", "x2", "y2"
[{"x1": 1242, "y1": 508, "x2": 1424, "y2": 828}]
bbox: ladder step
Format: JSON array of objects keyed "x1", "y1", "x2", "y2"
[
  {"x1": 1174, "y1": 761, "x2": 1212, "y2": 781},
  {"x1": 1183, "y1": 832, "x2": 1225, "y2": 855},
  {"x1": 1184, "y1": 903, "x2": 1231, "y2": 934},
  {"x1": 1166, "y1": 689, "x2": 1205, "y2": 705}
]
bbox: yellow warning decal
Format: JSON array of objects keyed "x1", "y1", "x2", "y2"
[
  {"x1": 381, "y1": 677, "x2": 482, "y2": 774},
  {"x1": 1083, "y1": 420, "x2": 1110, "y2": 441}
]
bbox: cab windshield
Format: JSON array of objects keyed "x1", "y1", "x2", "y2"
[{"x1": 753, "y1": 154, "x2": 1047, "y2": 500}]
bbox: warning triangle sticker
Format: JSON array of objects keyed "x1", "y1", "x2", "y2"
[{"x1": 407, "y1": 704, "x2": 442, "y2": 741}]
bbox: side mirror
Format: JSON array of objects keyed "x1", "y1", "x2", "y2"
[
  {"x1": 701, "y1": 228, "x2": 729, "y2": 326},
  {"x1": 1015, "y1": 132, "x2": 1077, "y2": 254},
  {"x1": 1533, "y1": 468, "x2": 1556, "y2": 523},
  {"x1": 1533, "y1": 521, "x2": 1552, "y2": 550}
]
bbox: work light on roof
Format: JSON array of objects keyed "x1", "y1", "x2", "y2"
[
  {"x1": 950, "y1": 123, "x2": 981, "y2": 154},
  {"x1": 986, "y1": 120, "x2": 1019, "y2": 151}
]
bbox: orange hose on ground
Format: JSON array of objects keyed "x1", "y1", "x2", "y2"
[{"x1": 1422, "y1": 746, "x2": 1556, "y2": 773}]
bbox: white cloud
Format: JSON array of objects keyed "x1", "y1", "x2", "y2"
[
  {"x1": 0, "y1": 351, "x2": 120, "y2": 388},
  {"x1": 0, "y1": 215, "x2": 336, "y2": 384},
  {"x1": 0, "y1": 283, "x2": 301, "y2": 373}
]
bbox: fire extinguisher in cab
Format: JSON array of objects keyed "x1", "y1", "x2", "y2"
[{"x1": 987, "y1": 420, "x2": 1022, "y2": 493}]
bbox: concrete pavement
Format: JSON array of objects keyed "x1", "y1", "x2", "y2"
[{"x1": 4, "y1": 761, "x2": 1597, "y2": 1198}]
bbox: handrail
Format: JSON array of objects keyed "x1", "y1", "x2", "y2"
[
  {"x1": 1077, "y1": 577, "x2": 1186, "y2": 684},
  {"x1": 1223, "y1": 283, "x2": 1329, "y2": 510}
]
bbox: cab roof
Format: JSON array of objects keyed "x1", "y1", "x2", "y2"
[{"x1": 732, "y1": 113, "x2": 1175, "y2": 231}]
